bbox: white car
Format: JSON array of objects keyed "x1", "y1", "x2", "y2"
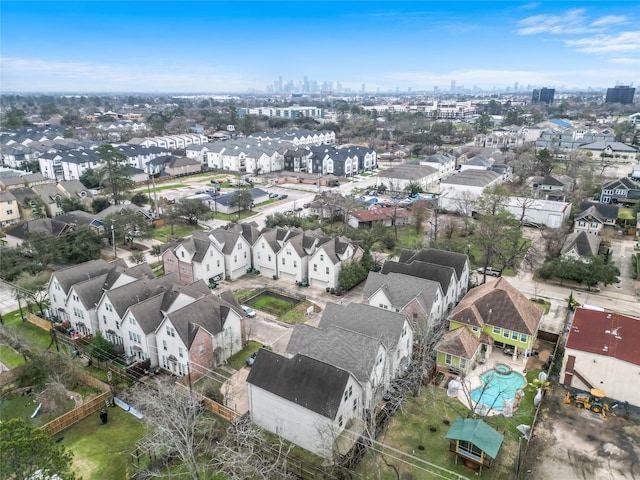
[{"x1": 241, "y1": 305, "x2": 257, "y2": 318}]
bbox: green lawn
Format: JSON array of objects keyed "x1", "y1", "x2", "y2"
[
  {"x1": 152, "y1": 223, "x2": 197, "y2": 242},
  {"x1": 0, "y1": 389, "x2": 75, "y2": 427},
  {"x1": 530, "y1": 298, "x2": 551, "y2": 314},
  {"x1": 0, "y1": 344, "x2": 26, "y2": 368},
  {"x1": 251, "y1": 295, "x2": 296, "y2": 315},
  {"x1": 226, "y1": 340, "x2": 263, "y2": 371},
  {"x1": 3, "y1": 309, "x2": 53, "y2": 350},
  {"x1": 277, "y1": 300, "x2": 316, "y2": 325},
  {"x1": 54, "y1": 406, "x2": 146, "y2": 480},
  {"x1": 356, "y1": 374, "x2": 539, "y2": 480}
]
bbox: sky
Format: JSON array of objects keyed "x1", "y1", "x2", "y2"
[{"x1": 1, "y1": 1, "x2": 639, "y2": 93}]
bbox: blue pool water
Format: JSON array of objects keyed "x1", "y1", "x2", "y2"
[{"x1": 470, "y1": 368, "x2": 526, "y2": 411}]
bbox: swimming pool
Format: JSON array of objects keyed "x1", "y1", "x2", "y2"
[{"x1": 470, "y1": 366, "x2": 526, "y2": 411}]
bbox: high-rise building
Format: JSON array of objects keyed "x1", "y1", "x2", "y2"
[
  {"x1": 532, "y1": 88, "x2": 555, "y2": 104},
  {"x1": 605, "y1": 85, "x2": 635, "y2": 104},
  {"x1": 450, "y1": 80, "x2": 456, "y2": 92}
]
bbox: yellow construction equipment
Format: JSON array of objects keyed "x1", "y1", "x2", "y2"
[{"x1": 564, "y1": 388, "x2": 609, "y2": 418}]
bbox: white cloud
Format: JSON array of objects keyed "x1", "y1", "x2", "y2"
[
  {"x1": 0, "y1": 57, "x2": 255, "y2": 92},
  {"x1": 590, "y1": 15, "x2": 628, "y2": 28},
  {"x1": 566, "y1": 31, "x2": 640, "y2": 54},
  {"x1": 609, "y1": 57, "x2": 640, "y2": 65},
  {"x1": 517, "y1": 8, "x2": 589, "y2": 35}
]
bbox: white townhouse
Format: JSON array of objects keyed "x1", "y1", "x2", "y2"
[
  {"x1": 287, "y1": 323, "x2": 390, "y2": 408},
  {"x1": 308, "y1": 236, "x2": 363, "y2": 290},
  {"x1": 48, "y1": 261, "x2": 152, "y2": 331},
  {"x1": 319, "y1": 303, "x2": 414, "y2": 380},
  {"x1": 247, "y1": 351, "x2": 364, "y2": 459},
  {"x1": 276, "y1": 230, "x2": 325, "y2": 284},
  {"x1": 363, "y1": 272, "x2": 445, "y2": 332},
  {"x1": 155, "y1": 293, "x2": 245, "y2": 377},
  {"x1": 252, "y1": 227, "x2": 298, "y2": 279},
  {"x1": 250, "y1": 129, "x2": 336, "y2": 146},
  {"x1": 120, "y1": 280, "x2": 209, "y2": 365},
  {"x1": 208, "y1": 225, "x2": 254, "y2": 280},
  {"x1": 204, "y1": 138, "x2": 288, "y2": 174},
  {"x1": 162, "y1": 232, "x2": 226, "y2": 285},
  {"x1": 418, "y1": 153, "x2": 457, "y2": 180}
]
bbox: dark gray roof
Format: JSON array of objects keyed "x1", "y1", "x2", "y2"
[
  {"x1": 561, "y1": 231, "x2": 601, "y2": 257},
  {"x1": 4, "y1": 218, "x2": 70, "y2": 239},
  {"x1": 441, "y1": 170, "x2": 500, "y2": 187},
  {"x1": 397, "y1": 248, "x2": 468, "y2": 280},
  {"x1": 381, "y1": 260, "x2": 454, "y2": 294},
  {"x1": 286, "y1": 323, "x2": 383, "y2": 384},
  {"x1": 576, "y1": 203, "x2": 619, "y2": 223},
  {"x1": 319, "y1": 302, "x2": 408, "y2": 352},
  {"x1": 165, "y1": 293, "x2": 238, "y2": 348},
  {"x1": 52, "y1": 259, "x2": 117, "y2": 294},
  {"x1": 246, "y1": 350, "x2": 350, "y2": 419},
  {"x1": 103, "y1": 274, "x2": 178, "y2": 318},
  {"x1": 56, "y1": 210, "x2": 99, "y2": 228},
  {"x1": 362, "y1": 271, "x2": 441, "y2": 313}
]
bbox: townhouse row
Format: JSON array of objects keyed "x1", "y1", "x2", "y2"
[{"x1": 48, "y1": 259, "x2": 246, "y2": 379}]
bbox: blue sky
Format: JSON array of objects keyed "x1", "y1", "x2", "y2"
[{"x1": 1, "y1": 1, "x2": 639, "y2": 93}]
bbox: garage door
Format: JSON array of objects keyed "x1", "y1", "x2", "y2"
[
  {"x1": 547, "y1": 214, "x2": 562, "y2": 228},
  {"x1": 279, "y1": 271, "x2": 296, "y2": 283}
]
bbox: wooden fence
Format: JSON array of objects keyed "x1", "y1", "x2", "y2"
[
  {"x1": 26, "y1": 312, "x2": 52, "y2": 330},
  {"x1": 41, "y1": 391, "x2": 112, "y2": 436},
  {"x1": 174, "y1": 379, "x2": 240, "y2": 423}
]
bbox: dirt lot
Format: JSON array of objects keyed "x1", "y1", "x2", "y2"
[{"x1": 521, "y1": 386, "x2": 640, "y2": 480}]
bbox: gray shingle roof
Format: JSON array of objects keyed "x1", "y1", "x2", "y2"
[
  {"x1": 363, "y1": 271, "x2": 441, "y2": 313},
  {"x1": 381, "y1": 260, "x2": 454, "y2": 294},
  {"x1": 286, "y1": 323, "x2": 383, "y2": 384},
  {"x1": 441, "y1": 170, "x2": 500, "y2": 187},
  {"x1": 561, "y1": 231, "x2": 601, "y2": 257},
  {"x1": 52, "y1": 259, "x2": 117, "y2": 294},
  {"x1": 247, "y1": 350, "x2": 349, "y2": 419},
  {"x1": 319, "y1": 302, "x2": 407, "y2": 352},
  {"x1": 397, "y1": 248, "x2": 468, "y2": 280}
]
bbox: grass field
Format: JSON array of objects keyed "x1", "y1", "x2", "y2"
[
  {"x1": 356, "y1": 373, "x2": 539, "y2": 480},
  {"x1": 0, "y1": 390, "x2": 75, "y2": 427},
  {"x1": 226, "y1": 340, "x2": 263, "y2": 371},
  {"x1": 0, "y1": 344, "x2": 26, "y2": 369},
  {"x1": 152, "y1": 223, "x2": 197, "y2": 242},
  {"x1": 2, "y1": 309, "x2": 53, "y2": 350},
  {"x1": 251, "y1": 295, "x2": 295, "y2": 315},
  {"x1": 54, "y1": 406, "x2": 146, "y2": 480}
]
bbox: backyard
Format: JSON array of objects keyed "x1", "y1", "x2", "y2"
[
  {"x1": 53, "y1": 406, "x2": 146, "y2": 480},
  {"x1": 356, "y1": 374, "x2": 539, "y2": 480}
]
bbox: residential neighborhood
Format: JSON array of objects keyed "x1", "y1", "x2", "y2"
[{"x1": 2, "y1": 71, "x2": 640, "y2": 479}]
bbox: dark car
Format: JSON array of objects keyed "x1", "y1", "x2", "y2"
[
  {"x1": 294, "y1": 207, "x2": 303, "y2": 212},
  {"x1": 278, "y1": 194, "x2": 289, "y2": 200},
  {"x1": 246, "y1": 351, "x2": 258, "y2": 367},
  {"x1": 303, "y1": 203, "x2": 311, "y2": 208}
]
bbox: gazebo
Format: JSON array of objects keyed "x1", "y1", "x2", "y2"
[{"x1": 445, "y1": 417, "x2": 504, "y2": 472}]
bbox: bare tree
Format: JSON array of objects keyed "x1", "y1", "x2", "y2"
[
  {"x1": 129, "y1": 379, "x2": 221, "y2": 480},
  {"x1": 411, "y1": 199, "x2": 428, "y2": 235}
]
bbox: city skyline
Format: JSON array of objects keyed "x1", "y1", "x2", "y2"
[{"x1": 1, "y1": 1, "x2": 639, "y2": 94}]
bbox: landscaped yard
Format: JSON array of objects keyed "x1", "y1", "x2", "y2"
[
  {"x1": 251, "y1": 295, "x2": 296, "y2": 315},
  {"x1": 53, "y1": 406, "x2": 146, "y2": 480},
  {"x1": 0, "y1": 343, "x2": 26, "y2": 369},
  {"x1": 2, "y1": 309, "x2": 53, "y2": 350},
  {"x1": 0, "y1": 387, "x2": 75, "y2": 428},
  {"x1": 355, "y1": 375, "x2": 539, "y2": 480},
  {"x1": 226, "y1": 340, "x2": 263, "y2": 371},
  {"x1": 152, "y1": 223, "x2": 197, "y2": 242}
]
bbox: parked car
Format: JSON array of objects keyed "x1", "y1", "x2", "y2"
[
  {"x1": 241, "y1": 305, "x2": 257, "y2": 318},
  {"x1": 303, "y1": 203, "x2": 311, "y2": 208},
  {"x1": 278, "y1": 194, "x2": 289, "y2": 200},
  {"x1": 268, "y1": 192, "x2": 279, "y2": 198},
  {"x1": 283, "y1": 210, "x2": 294, "y2": 216},
  {"x1": 246, "y1": 351, "x2": 258, "y2": 366},
  {"x1": 294, "y1": 206, "x2": 303, "y2": 212},
  {"x1": 477, "y1": 267, "x2": 502, "y2": 277}
]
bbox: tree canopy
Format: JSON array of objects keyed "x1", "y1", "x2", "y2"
[
  {"x1": 0, "y1": 418, "x2": 78, "y2": 480},
  {"x1": 96, "y1": 144, "x2": 134, "y2": 205}
]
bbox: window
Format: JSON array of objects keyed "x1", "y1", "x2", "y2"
[
  {"x1": 293, "y1": 260, "x2": 297, "y2": 268},
  {"x1": 181, "y1": 251, "x2": 184, "y2": 258},
  {"x1": 105, "y1": 303, "x2": 113, "y2": 312},
  {"x1": 313, "y1": 264, "x2": 317, "y2": 272},
  {"x1": 178, "y1": 347, "x2": 184, "y2": 358},
  {"x1": 199, "y1": 344, "x2": 205, "y2": 355},
  {"x1": 103, "y1": 315, "x2": 107, "y2": 325},
  {"x1": 234, "y1": 255, "x2": 237, "y2": 263},
  {"x1": 129, "y1": 317, "x2": 135, "y2": 325},
  {"x1": 445, "y1": 354, "x2": 452, "y2": 365},
  {"x1": 166, "y1": 326, "x2": 175, "y2": 337},
  {"x1": 503, "y1": 329, "x2": 509, "y2": 338},
  {"x1": 163, "y1": 340, "x2": 167, "y2": 351},
  {"x1": 6, "y1": 209, "x2": 13, "y2": 215},
  {"x1": 320, "y1": 254, "x2": 324, "y2": 261},
  {"x1": 129, "y1": 331, "x2": 133, "y2": 341},
  {"x1": 511, "y1": 331, "x2": 519, "y2": 340},
  {"x1": 471, "y1": 326, "x2": 479, "y2": 333},
  {"x1": 281, "y1": 258, "x2": 285, "y2": 265},
  {"x1": 338, "y1": 415, "x2": 343, "y2": 427},
  {"x1": 493, "y1": 326, "x2": 501, "y2": 334},
  {"x1": 206, "y1": 264, "x2": 210, "y2": 272},
  {"x1": 286, "y1": 249, "x2": 291, "y2": 255},
  {"x1": 520, "y1": 333, "x2": 527, "y2": 343},
  {"x1": 217, "y1": 259, "x2": 220, "y2": 267},
  {"x1": 115, "y1": 321, "x2": 119, "y2": 330},
  {"x1": 460, "y1": 358, "x2": 467, "y2": 370},
  {"x1": 268, "y1": 255, "x2": 271, "y2": 262},
  {"x1": 353, "y1": 399, "x2": 357, "y2": 411}
]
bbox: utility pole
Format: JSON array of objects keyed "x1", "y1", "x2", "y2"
[{"x1": 111, "y1": 222, "x2": 117, "y2": 258}]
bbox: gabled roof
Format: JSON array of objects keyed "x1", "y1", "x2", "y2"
[
  {"x1": 286, "y1": 323, "x2": 384, "y2": 384},
  {"x1": 4, "y1": 217, "x2": 72, "y2": 239},
  {"x1": 579, "y1": 142, "x2": 639, "y2": 152},
  {"x1": 398, "y1": 248, "x2": 468, "y2": 280},
  {"x1": 363, "y1": 271, "x2": 441, "y2": 314},
  {"x1": 247, "y1": 350, "x2": 350, "y2": 419},
  {"x1": 566, "y1": 308, "x2": 640, "y2": 367},
  {"x1": 350, "y1": 208, "x2": 411, "y2": 222},
  {"x1": 448, "y1": 278, "x2": 543, "y2": 334},
  {"x1": 436, "y1": 327, "x2": 481, "y2": 358},
  {"x1": 319, "y1": 302, "x2": 409, "y2": 352},
  {"x1": 577, "y1": 202, "x2": 619, "y2": 221},
  {"x1": 561, "y1": 231, "x2": 601, "y2": 257},
  {"x1": 103, "y1": 274, "x2": 178, "y2": 318},
  {"x1": 164, "y1": 293, "x2": 240, "y2": 348},
  {"x1": 602, "y1": 177, "x2": 640, "y2": 191},
  {"x1": 381, "y1": 260, "x2": 455, "y2": 294},
  {"x1": 52, "y1": 259, "x2": 121, "y2": 294},
  {"x1": 445, "y1": 418, "x2": 504, "y2": 460}
]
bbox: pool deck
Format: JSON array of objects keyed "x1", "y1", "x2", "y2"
[{"x1": 456, "y1": 349, "x2": 529, "y2": 416}]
